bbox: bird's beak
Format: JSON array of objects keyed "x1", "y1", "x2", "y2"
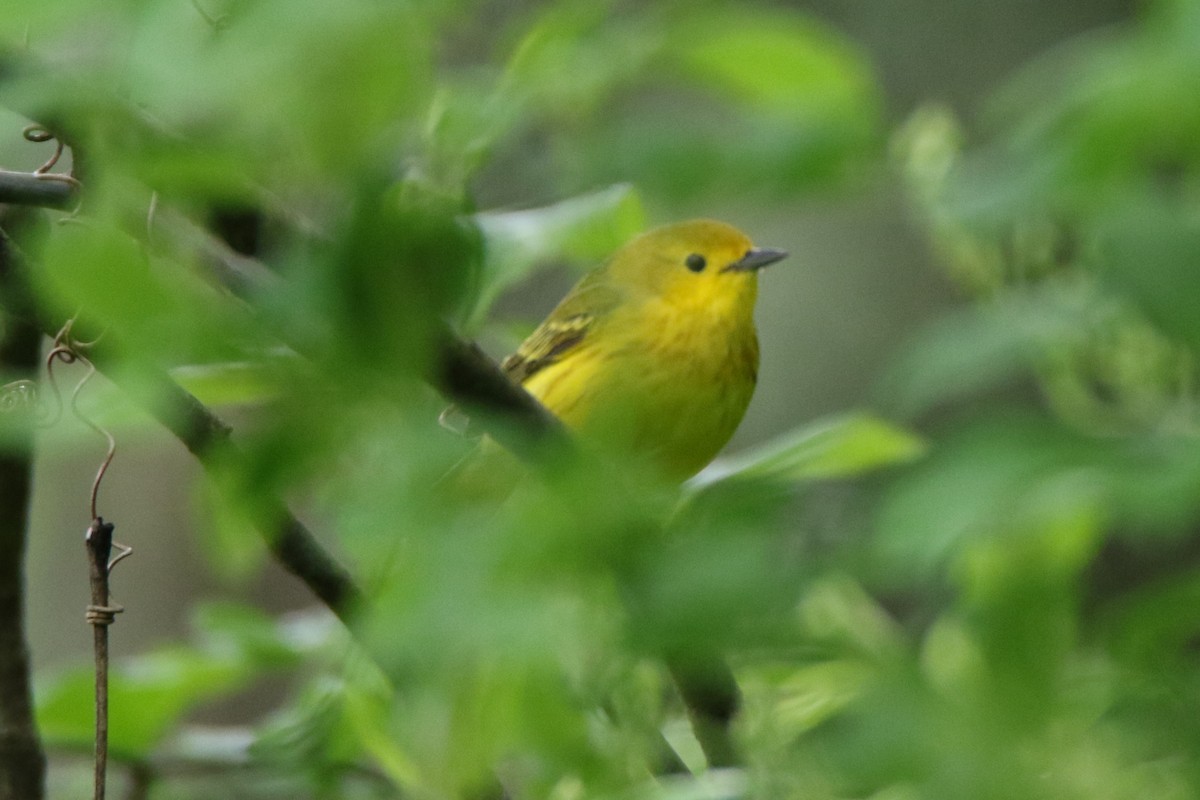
[{"x1": 723, "y1": 247, "x2": 789, "y2": 273}]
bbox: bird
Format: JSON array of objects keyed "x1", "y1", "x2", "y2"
[
  {"x1": 493, "y1": 218, "x2": 787, "y2": 481},
  {"x1": 438, "y1": 220, "x2": 785, "y2": 769}
]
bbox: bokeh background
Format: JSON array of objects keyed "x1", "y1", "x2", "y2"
[
  {"x1": 13, "y1": 0, "x2": 1200, "y2": 796},
  {"x1": 16, "y1": 0, "x2": 1134, "y2": 672}
]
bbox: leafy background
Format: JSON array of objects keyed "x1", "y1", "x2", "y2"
[{"x1": 9, "y1": 0, "x2": 1199, "y2": 797}]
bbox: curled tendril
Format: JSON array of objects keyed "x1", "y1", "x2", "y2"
[
  {"x1": 44, "y1": 319, "x2": 114, "y2": 521},
  {"x1": 107, "y1": 541, "x2": 134, "y2": 573},
  {"x1": 22, "y1": 125, "x2": 82, "y2": 191}
]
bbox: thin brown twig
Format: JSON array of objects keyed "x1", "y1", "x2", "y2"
[
  {"x1": 85, "y1": 518, "x2": 123, "y2": 800},
  {"x1": 38, "y1": 318, "x2": 130, "y2": 800}
]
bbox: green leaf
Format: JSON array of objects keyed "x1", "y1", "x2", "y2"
[
  {"x1": 877, "y1": 286, "x2": 1089, "y2": 420},
  {"x1": 192, "y1": 602, "x2": 326, "y2": 668},
  {"x1": 192, "y1": 476, "x2": 271, "y2": 580},
  {"x1": 35, "y1": 603, "x2": 325, "y2": 758},
  {"x1": 170, "y1": 361, "x2": 287, "y2": 407},
  {"x1": 470, "y1": 184, "x2": 645, "y2": 326},
  {"x1": 36, "y1": 647, "x2": 248, "y2": 757},
  {"x1": 1094, "y1": 197, "x2": 1200, "y2": 351},
  {"x1": 641, "y1": 769, "x2": 749, "y2": 800},
  {"x1": 667, "y1": 8, "x2": 878, "y2": 126},
  {"x1": 502, "y1": 1, "x2": 657, "y2": 123},
  {"x1": 690, "y1": 412, "x2": 926, "y2": 490}
]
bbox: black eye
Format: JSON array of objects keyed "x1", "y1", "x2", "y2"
[{"x1": 685, "y1": 253, "x2": 707, "y2": 272}]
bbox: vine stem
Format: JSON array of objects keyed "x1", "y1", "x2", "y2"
[{"x1": 84, "y1": 518, "x2": 121, "y2": 800}]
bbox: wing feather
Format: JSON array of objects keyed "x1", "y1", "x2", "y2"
[
  {"x1": 439, "y1": 267, "x2": 620, "y2": 435},
  {"x1": 500, "y1": 312, "x2": 592, "y2": 384},
  {"x1": 501, "y1": 270, "x2": 621, "y2": 386}
]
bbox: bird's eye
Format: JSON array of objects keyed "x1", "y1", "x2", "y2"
[{"x1": 685, "y1": 253, "x2": 707, "y2": 273}]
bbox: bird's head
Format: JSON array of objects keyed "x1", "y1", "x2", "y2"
[{"x1": 604, "y1": 219, "x2": 788, "y2": 314}]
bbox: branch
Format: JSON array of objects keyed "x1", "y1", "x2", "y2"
[
  {"x1": 150, "y1": 208, "x2": 573, "y2": 466},
  {"x1": 90, "y1": 345, "x2": 364, "y2": 623},
  {"x1": 0, "y1": 220, "x2": 46, "y2": 800},
  {"x1": 1, "y1": 212, "x2": 362, "y2": 622},
  {"x1": 0, "y1": 171, "x2": 76, "y2": 210},
  {"x1": 430, "y1": 325, "x2": 571, "y2": 460},
  {"x1": 84, "y1": 519, "x2": 118, "y2": 800}
]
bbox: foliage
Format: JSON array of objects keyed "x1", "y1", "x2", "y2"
[{"x1": 5, "y1": 0, "x2": 1200, "y2": 798}]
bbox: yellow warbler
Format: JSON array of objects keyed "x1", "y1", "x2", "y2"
[{"x1": 498, "y1": 219, "x2": 786, "y2": 480}]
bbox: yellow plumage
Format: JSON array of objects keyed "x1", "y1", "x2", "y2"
[{"x1": 499, "y1": 219, "x2": 786, "y2": 481}]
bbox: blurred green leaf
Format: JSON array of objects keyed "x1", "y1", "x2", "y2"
[
  {"x1": 875, "y1": 410, "x2": 1200, "y2": 589},
  {"x1": 502, "y1": 1, "x2": 657, "y2": 123},
  {"x1": 873, "y1": 413, "x2": 1102, "y2": 581},
  {"x1": 691, "y1": 412, "x2": 926, "y2": 490},
  {"x1": 879, "y1": 283, "x2": 1107, "y2": 421},
  {"x1": 667, "y1": 8, "x2": 877, "y2": 127},
  {"x1": 633, "y1": 769, "x2": 749, "y2": 800},
  {"x1": 252, "y1": 674, "x2": 369, "y2": 773},
  {"x1": 170, "y1": 360, "x2": 288, "y2": 408},
  {"x1": 192, "y1": 602, "x2": 325, "y2": 669},
  {"x1": 1094, "y1": 197, "x2": 1200, "y2": 350},
  {"x1": 128, "y1": 0, "x2": 432, "y2": 175},
  {"x1": 36, "y1": 603, "x2": 324, "y2": 758},
  {"x1": 471, "y1": 184, "x2": 645, "y2": 326},
  {"x1": 32, "y1": 214, "x2": 263, "y2": 364},
  {"x1": 492, "y1": 2, "x2": 881, "y2": 200},
  {"x1": 192, "y1": 470, "x2": 272, "y2": 581},
  {"x1": 987, "y1": 0, "x2": 1200, "y2": 199},
  {"x1": 37, "y1": 647, "x2": 248, "y2": 757},
  {"x1": 276, "y1": 177, "x2": 482, "y2": 380}
]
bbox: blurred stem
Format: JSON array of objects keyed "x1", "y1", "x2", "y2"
[
  {"x1": 0, "y1": 220, "x2": 47, "y2": 800},
  {"x1": 666, "y1": 656, "x2": 740, "y2": 769},
  {"x1": 1086, "y1": 534, "x2": 1200, "y2": 613},
  {"x1": 123, "y1": 761, "x2": 152, "y2": 800}
]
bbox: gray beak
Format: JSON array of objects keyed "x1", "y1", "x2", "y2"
[{"x1": 723, "y1": 247, "x2": 789, "y2": 273}]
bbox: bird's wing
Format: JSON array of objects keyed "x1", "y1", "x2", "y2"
[
  {"x1": 438, "y1": 270, "x2": 620, "y2": 436},
  {"x1": 500, "y1": 312, "x2": 593, "y2": 385},
  {"x1": 501, "y1": 272, "x2": 620, "y2": 386}
]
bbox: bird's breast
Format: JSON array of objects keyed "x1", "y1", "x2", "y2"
[{"x1": 525, "y1": 296, "x2": 760, "y2": 480}]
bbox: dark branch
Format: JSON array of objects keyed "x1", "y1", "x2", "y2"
[
  {"x1": 0, "y1": 171, "x2": 76, "y2": 210},
  {"x1": 1, "y1": 213, "x2": 363, "y2": 624},
  {"x1": 88, "y1": 346, "x2": 364, "y2": 623},
  {"x1": 666, "y1": 656, "x2": 740, "y2": 769},
  {"x1": 430, "y1": 326, "x2": 571, "y2": 461},
  {"x1": 0, "y1": 217, "x2": 46, "y2": 800},
  {"x1": 149, "y1": 209, "x2": 573, "y2": 466}
]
